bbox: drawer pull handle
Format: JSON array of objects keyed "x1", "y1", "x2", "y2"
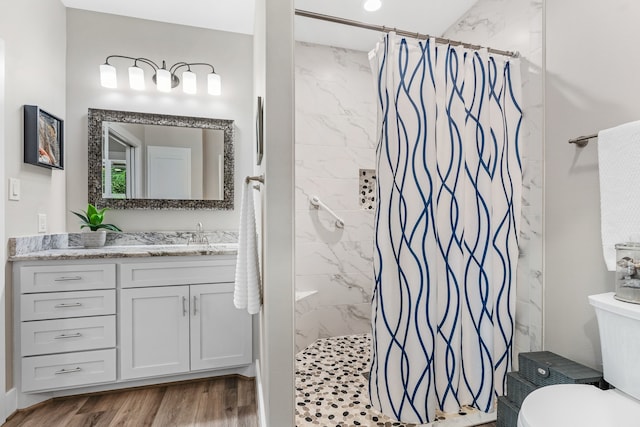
[
  {"x1": 182, "y1": 296, "x2": 188, "y2": 317},
  {"x1": 193, "y1": 296, "x2": 198, "y2": 315},
  {"x1": 53, "y1": 333, "x2": 83, "y2": 339},
  {"x1": 54, "y1": 367, "x2": 82, "y2": 375},
  {"x1": 54, "y1": 302, "x2": 83, "y2": 308},
  {"x1": 54, "y1": 276, "x2": 83, "y2": 282}
]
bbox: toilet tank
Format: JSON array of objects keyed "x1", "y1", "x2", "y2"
[{"x1": 589, "y1": 292, "x2": 640, "y2": 400}]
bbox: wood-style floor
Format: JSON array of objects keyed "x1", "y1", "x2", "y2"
[{"x1": 2, "y1": 376, "x2": 257, "y2": 427}]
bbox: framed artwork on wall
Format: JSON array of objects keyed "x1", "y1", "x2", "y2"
[{"x1": 24, "y1": 105, "x2": 64, "y2": 170}]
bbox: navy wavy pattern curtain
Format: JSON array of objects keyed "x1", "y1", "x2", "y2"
[{"x1": 368, "y1": 33, "x2": 522, "y2": 423}]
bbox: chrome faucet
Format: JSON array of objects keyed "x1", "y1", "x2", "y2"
[
  {"x1": 196, "y1": 222, "x2": 204, "y2": 242},
  {"x1": 187, "y1": 222, "x2": 209, "y2": 246}
]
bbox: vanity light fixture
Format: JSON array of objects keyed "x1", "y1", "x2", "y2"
[
  {"x1": 363, "y1": 0, "x2": 382, "y2": 12},
  {"x1": 99, "y1": 55, "x2": 221, "y2": 96}
]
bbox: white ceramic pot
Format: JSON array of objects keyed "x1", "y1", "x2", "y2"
[{"x1": 81, "y1": 230, "x2": 107, "y2": 248}]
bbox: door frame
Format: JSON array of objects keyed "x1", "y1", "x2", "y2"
[{"x1": 0, "y1": 38, "x2": 8, "y2": 423}]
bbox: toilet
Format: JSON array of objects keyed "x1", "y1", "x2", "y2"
[{"x1": 517, "y1": 292, "x2": 640, "y2": 427}]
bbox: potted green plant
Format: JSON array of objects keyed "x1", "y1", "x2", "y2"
[{"x1": 71, "y1": 203, "x2": 121, "y2": 248}]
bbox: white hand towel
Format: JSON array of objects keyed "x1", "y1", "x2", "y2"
[
  {"x1": 234, "y1": 181, "x2": 262, "y2": 314},
  {"x1": 598, "y1": 120, "x2": 640, "y2": 270}
]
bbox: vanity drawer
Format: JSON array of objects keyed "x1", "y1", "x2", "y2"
[
  {"x1": 21, "y1": 290, "x2": 116, "y2": 321},
  {"x1": 120, "y1": 259, "x2": 236, "y2": 288},
  {"x1": 20, "y1": 264, "x2": 116, "y2": 293},
  {"x1": 21, "y1": 315, "x2": 116, "y2": 356},
  {"x1": 21, "y1": 349, "x2": 116, "y2": 392}
]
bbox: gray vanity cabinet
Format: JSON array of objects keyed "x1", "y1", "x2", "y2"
[
  {"x1": 17, "y1": 263, "x2": 118, "y2": 392},
  {"x1": 14, "y1": 255, "x2": 252, "y2": 397},
  {"x1": 118, "y1": 258, "x2": 252, "y2": 380}
]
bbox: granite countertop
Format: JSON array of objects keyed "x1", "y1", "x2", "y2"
[
  {"x1": 8, "y1": 244, "x2": 238, "y2": 262},
  {"x1": 8, "y1": 231, "x2": 239, "y2": 262}
]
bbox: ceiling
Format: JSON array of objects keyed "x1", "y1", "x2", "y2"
[
  {"x1": 60, "y1": 0, "x2": 478, "y2": 52},
  {"x1": 61, "y1": 0, "x2": 258, "y2": 35}
]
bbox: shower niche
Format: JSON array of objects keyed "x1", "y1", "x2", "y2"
[{"x1": 359, "y1": 168, "x2": 376, "y2": 211}]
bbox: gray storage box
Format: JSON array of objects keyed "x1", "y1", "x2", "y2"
[
  {"x1": 518, "y1": 351, "x2": 605, "y2": 388},
  {"x1": 506, "y1": 372, "x2": 538, "y2": 408},
  {"x1": 497, "y1": 395, "x2": 519, "y2": 427}
]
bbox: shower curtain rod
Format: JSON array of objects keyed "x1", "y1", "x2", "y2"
[{"x1": 294, "y1": 9, "x2": 519, "y2": 58}]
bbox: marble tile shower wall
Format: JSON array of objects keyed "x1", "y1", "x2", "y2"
[
  {"x1": 444, "y1": 0, "x2": 544, "y2": 362},
  {"x1": 294, "y1": 0, "x2": 543, "y2": 356},
  {"x1": 295, "y1": 42, "x2": 377, "y2": 352}
]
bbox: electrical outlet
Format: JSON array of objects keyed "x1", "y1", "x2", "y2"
[{"x1": 37, "y1": 214, "x2": 47, "y2": 233}]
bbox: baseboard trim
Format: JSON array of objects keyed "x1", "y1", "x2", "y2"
[
  {"x1": 255, "y1": 359, "x2": 267, "y2": 427},
  {"x1": 5, "y1": 387, "x2": 17, "y2": 421}
]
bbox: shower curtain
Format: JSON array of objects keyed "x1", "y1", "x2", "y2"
[{"x1": 368, "y1": 33, "x2": 522, "y2": 423}]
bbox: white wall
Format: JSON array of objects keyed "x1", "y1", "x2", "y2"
[
  {"x1": 203, "y1": 130, "x2": 225, "y2": 200},
  {"x1": 444, "y1": 0, "x2": 544, "y2": 361},
  {"x1": 255, "y1": 0, "x2": 295, "y2": 425},
  {"x1": 252, "y1": 2, "x2": 268, "y2": 425},
  {"x1": 0, "y1": 38, "x2": 7, "y2": 422},
  {"x1": 545, "y1": 0, "x2": 640, "y2": 369},
  {"x1": 294, "y1": 42, "x2": 376, "y2": 351},
  {"x1": 0, "y1": 0, "x2": 67, "y2": 402},
  {"x1": 0, "y1": 0, "x2": 67, "y2": 236},
  {"x1": 66, "y1": 9, "x2": 253, "y2": 232}
]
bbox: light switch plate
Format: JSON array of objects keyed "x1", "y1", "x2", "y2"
[
  {"x1": 9, "y1": 178, "x2": 20, "y2": 201},
  {"x1": 37, "y1": 214, "x2": 47, "y2": 233}
]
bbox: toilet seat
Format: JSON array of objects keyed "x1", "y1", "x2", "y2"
[{"x1": 517, "y1": 384, "x2": 640, "y2": 427}]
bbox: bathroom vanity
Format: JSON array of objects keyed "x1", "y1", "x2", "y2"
[{"x1": 9, "y1": 237, "x2": 252, "y2": 409}]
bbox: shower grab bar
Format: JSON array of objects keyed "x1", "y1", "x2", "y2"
[{"x1": 310, "y1": 195, "x2": 345, "y2": 229}]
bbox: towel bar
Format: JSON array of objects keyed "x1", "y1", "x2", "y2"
[
  {"x1": 568, "y1": 133, "x2": 597, "y2": 147},
  {"x1": 245, "y1": 174, "x2": 264, "y2": 184}
]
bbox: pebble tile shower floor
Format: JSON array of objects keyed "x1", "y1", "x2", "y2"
[{"x1": 295, "y1": 334, "x2": 497, "y2": 427}]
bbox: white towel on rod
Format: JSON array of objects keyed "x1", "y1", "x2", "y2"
[
  {"x1": 597, "y1": 120, "x2": 640, "y2": 271},
  {"x1": 234, "y1": 181, "x2": 261, "y2": 314}
]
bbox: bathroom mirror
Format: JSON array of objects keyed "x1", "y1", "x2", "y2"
[{"x1": 88, "y1": 108, "x2": 234, "y2": 210}]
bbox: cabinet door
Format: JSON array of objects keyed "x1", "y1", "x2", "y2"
[
  {"x1": 120, "y1": 286, "x2": 190, "y2": 379},
  {"x1": 190, "y1": 283, "x2": 252, "y2": 371}
]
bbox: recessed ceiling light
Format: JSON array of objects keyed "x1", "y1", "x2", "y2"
[{"x1": 363, "y1": 0, "x2": 382, "y2": 12}]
